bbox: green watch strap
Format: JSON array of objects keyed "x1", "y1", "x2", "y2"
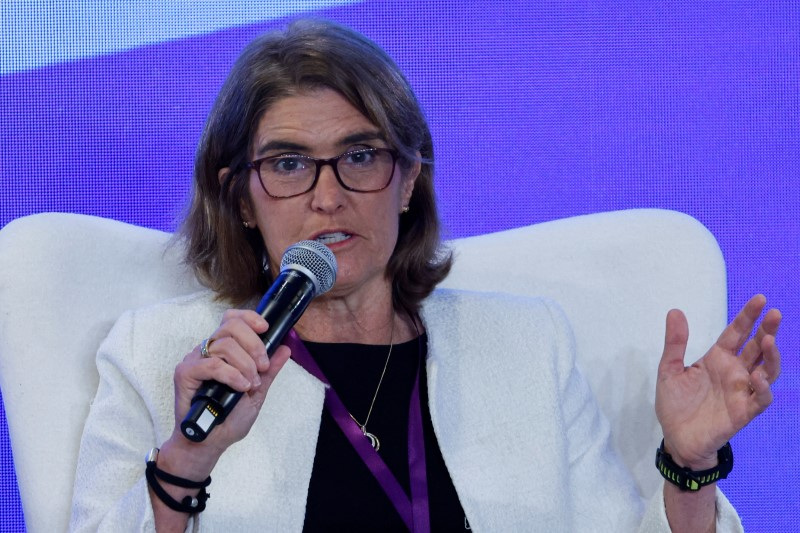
[{"x1": 655, "y1": 439, "x2": 733, "y2": 492}]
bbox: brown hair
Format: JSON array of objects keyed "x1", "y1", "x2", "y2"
[{"x1": 180, "y1": 18, "x2": 451, "y2": 312}]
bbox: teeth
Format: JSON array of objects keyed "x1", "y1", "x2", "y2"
[{"x1": 315, "y1": 232, "x2": 351, "y2": 244}]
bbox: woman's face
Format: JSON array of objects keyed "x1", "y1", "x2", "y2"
[{"x1": 240, "y1": 88, "x2": 419, "y2": 300}]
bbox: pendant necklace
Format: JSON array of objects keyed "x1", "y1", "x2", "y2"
[{"x1": 349, "y1": 317, "x2": 395, "y2": 451}]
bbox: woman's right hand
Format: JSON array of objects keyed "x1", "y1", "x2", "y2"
[{"x1": 158, "y1": 309, "x2": 292, "y2": 479}]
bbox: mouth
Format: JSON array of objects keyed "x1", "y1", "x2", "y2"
[{"x1": 313, "y1": 231, "x2": 352, "y2": 245}]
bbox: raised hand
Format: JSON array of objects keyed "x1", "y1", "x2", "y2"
[{"x1": 655, "y1": 294, "x2": 781, "y2": 468}]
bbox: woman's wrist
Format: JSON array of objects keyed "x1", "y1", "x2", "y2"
[
  {"x1": 146, "y1": 447, "x2": 211, "y2": 515},
  {"x1": 157, "y1": 433, "x2": 223, "y2": 482},
  {"x1": 662, "y1": 439, "x2": 719, "y2": 471}
]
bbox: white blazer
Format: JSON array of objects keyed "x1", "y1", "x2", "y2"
[{"x1": 70, "y1": 289, "x2": 741, "y2": 532}]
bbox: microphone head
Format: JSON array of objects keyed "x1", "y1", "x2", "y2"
[{"x1": 280, "y1": 240, "x2": 337, "y2": 295}]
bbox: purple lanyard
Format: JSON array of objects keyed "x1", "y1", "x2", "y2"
[{"x1": 285, "y1": 329, "x2": 430, "y2": 533}]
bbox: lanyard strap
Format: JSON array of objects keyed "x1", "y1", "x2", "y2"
[{"x1": 286, "y1": 329, "x2": 430, "y2": 533}]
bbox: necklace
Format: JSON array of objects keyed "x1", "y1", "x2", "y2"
[
  {"x1": 349, "y1": 316, "x2": 394, "y2": 451},
  {"x1": 285, "y1": 326, "x2": 428, "y2": 532}
]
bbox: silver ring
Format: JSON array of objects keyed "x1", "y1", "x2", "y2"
[{"x1": 200, "y1": 338, "x2": 213, "y2": 358}]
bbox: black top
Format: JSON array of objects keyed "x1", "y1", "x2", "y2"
[{"x1": 301, "y1": 334, "x2": 467, "y2": 532}]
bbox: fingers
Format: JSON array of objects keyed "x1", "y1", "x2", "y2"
[
  {"x1": 183, "y1": 309, "x2": 272, "y2": 393},
  {"x1": 758, "y1": 333, "x2": 782, "y2": 385},
  {"x1": 744, "y1": 334, "x2": 779, "y2": 420},
  {"x1": 740, "y1": 310, "x2": 781, "y2": 420},
  {"x1": 217, "y1": 308, "x2": 270, "y2": 349},
  {"x1": 201, "y1": 337, "x2": 263, "y2": 390},
  {"x1": 739, "y1": 307, "x2": 782, "y2": 370},
  {"x1": 658, "y1": 309, "x2": 689, "y2": 378},
  {"x1": 179, "y1": 352, "x2": 255, "y2": 392},
  {"x1": 716, "y1": 294, "x2": 767, "y2": 354},
  {"x1": 747, "y1": 364, "x2": 774, "y2": 419}
]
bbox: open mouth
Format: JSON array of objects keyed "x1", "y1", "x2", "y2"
[{"x1": 314, "y1": 232, "x2": 351, "y2": 245}]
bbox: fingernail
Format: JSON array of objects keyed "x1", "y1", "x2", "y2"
[{"x1": 253, "y1": 375, "x2": 262, "y2": 387}]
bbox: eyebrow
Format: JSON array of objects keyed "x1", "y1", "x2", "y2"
[
  {"x1": 253, "y1": 130, "x2": 386, "y2": 158},
  {"x1": 254, "y1": 140, "x2": 308, "y2": 157},
  {"x1": 339, "y1": 131, "x2": 385, "y2": 146}
]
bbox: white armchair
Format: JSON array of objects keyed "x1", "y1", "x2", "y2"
[{"x1": 0, "y1": 209, "x2": 726, "y2": 532}]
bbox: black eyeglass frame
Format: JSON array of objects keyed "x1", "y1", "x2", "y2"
[{"x1": 246, "y1": 147, "x2": 399, "y2": 199}]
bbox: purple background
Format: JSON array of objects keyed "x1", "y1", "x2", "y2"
[{"x1": 1, "y1": 1, "x2": 797, "y2": 530}]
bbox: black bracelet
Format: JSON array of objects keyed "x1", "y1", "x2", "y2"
[
  {"x1": 145, "y1": 448, "x2": 211, "y2": 513},
  {"x1": 655, "y1": 439, "x2": 733, "y2": 492}
]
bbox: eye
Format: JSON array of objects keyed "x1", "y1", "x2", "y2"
[
  {"x1": 269, "y1": 155, "x2": 309, "y2": 174},
  {"x1": 343, "y1": 149, "x2": 377, "y2": 166}
]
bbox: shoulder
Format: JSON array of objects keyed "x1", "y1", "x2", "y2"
[
  {"x1": 123, "y1": 288, "x2": 226, "y2": 324},
  {"x1": 98, "y1": 289, "x2": 228, "y2": 371},
  {"x1": 421, "y1": 288, "x2": 575, "y2": 368},
  {"x1": 107, "y1": 289, "x2": 226, "y2": 339},
  {"x1": 421, "y1": 288, "x2": 582, "y2": 394},
  {"x1": 421, "y1": 287, "x2": 570, "y2": 334}
]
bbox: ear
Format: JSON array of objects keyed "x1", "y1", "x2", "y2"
[
  {"x1": 401, "y1": 154, "x2": 422, "y2": 208},
  {"x1": 217, "y1": 166, "x2": 230, "y2": 186},
  {"x1": 239, "y1": 198, "x2": 255, "y2": 228},
  {"x1": 219, "y1": 166, "x2": 256, "y2": 227}
]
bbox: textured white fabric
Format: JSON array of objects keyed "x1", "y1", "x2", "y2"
[
  {"x1": 0, "y1": 213, "x2": 201, "y2": 533},
  {"x1": 0, "y1": 209, "x2": 733, "y2": 532},
  {"x1": 441, "y1": 209, "x2": 728, "y2": 499},
  {"x1": 69, "y1": 288, "x2": 740, "y2": 532}
]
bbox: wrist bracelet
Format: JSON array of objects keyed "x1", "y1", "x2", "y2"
[
  {"x1": 145, "y1": 447, "x2": 211, "y2": 513},
  {"x1": 655, "y1": 439, "x2": 733, "y2": 492}
]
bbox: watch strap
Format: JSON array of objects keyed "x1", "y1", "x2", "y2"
[
  {"x1": 655, "y1": 439, "x2": 733, "y2": 492},
  {"x1": 145, "y1": 447, "x2": 211, "y2": 513}
]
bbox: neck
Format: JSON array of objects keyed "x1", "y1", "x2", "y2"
[{"x1": 293, "y1": 280, "x2": 419, "y2": 344}]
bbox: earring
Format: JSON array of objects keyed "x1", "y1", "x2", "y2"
[
  {"x1": 243, "y1": 221, "x2": 250, "y2": 228},
  {"x1": 401, "y1": 206, "x2": 410, "y2": 214}
]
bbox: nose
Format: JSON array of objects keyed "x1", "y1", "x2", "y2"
[{"x1": 310, "y1": 162, "x2": 346, "y2": 213}]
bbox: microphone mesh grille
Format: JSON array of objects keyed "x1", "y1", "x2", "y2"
[{"x1": 280, "y1": 240, "x2": 337, "y2": 294}]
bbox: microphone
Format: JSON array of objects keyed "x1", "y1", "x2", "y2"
[{"x1": 180, "y1": 240, "x2": 337, "y2": 442}]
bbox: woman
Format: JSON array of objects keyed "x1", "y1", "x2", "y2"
[{"x1": 70, "y1": 19, "x2": 781, "y2": 532}]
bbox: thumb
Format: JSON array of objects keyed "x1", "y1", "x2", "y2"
[{"x1": 659, "y1": 309, "x2": 689, "y2": 378}]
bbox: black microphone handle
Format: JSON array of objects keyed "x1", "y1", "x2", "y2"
[{"x1": 180, "y1": 270, "x2": 316, "y2": 442}]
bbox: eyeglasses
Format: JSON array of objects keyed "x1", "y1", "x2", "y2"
[{"x1": 247, "y1": 147, "x2": 398, "y2": 199}]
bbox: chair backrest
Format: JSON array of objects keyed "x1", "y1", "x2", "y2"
[
  {"x1": 0, "y1": 209, "x2": 727, "y2": 532},
  {"x1": 440, "y1": 209, "x2": 727, "y2": 499},
  {"x1": 0, "y1": 213, "x2": 202, "y2": 532}
]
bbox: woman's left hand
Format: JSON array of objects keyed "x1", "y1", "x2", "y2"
[{"x1": 655, "y1": 294, "x2": 782, "y2": 468}]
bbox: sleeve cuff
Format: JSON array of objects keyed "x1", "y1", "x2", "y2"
[{"x1": 639, "y1": 483, "x2": 743, "y2": 533}]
